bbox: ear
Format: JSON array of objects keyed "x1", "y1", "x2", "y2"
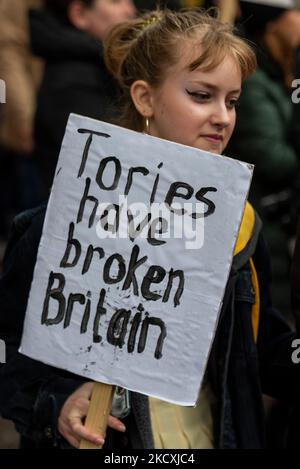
[
  {"x1": 68, "y1": 1, "x2": 90, "y2": 31},
  {"x1": 130, "y1": 80, "x2": 154, "y2": 118}
]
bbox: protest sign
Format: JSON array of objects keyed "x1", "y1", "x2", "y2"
[{"x1": 20, "y1": 113, "x2": 253, "y2": 406}]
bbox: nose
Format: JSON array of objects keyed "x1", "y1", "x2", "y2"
[{"x1": 210, "y1": 102, "x2": 231, "y2": 129}]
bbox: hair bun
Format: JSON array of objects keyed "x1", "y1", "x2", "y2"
[{"x1": 104, "y1": 11, "x2": 162, "y2": 86}]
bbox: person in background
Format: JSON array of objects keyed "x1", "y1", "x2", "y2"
[
  {"x1": 0, "y1": 0, "x2": 43, "y2": 240},
  {"x1": 228, "y1": 0, "x2": 300, "y2": 319},
  {"x1": 31, "y1": 0, "x2": 136, "y2": 196},
  {"x1": 228, "y1": 2, "x2": 300, "y2": 447}
]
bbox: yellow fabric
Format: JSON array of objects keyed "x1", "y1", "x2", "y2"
[
  {"x1": 149, "y1": 381, "x2": 214, "y2": 449},
  {"x1": 233, "y1": 202, "x2": 260, "y2": 343},
  {"x1": 234, "y1": 202, "x2": 255, "y2": 256}
]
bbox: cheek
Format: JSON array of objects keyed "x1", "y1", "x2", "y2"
[
  {"x1": 101, "y1": 6, "x2": 126, "y2": 25},
  {"x1": 153, "y1": 90, "x2": 206, "y2": 143},
  {"x1": 155, "y1": 98, "x2": 177, "y2": 127},
  {"x1": 89, "y1": 11, "x2": 106, "y2": 32},
  {"x1": 93, "y1": 6, "x2": 115, "y2": 26},
  {"x1": 153, "y1": 104, "x2": 189, "y2": 143},
  {"x1": 162, "y1": 96, "x2": 200, "y2": 130}
]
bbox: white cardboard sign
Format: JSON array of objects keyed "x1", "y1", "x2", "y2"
[{"x1": 20, "y1": 114, "x2": 253, "y2": 405}]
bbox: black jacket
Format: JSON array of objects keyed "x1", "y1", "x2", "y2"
[
  {"x1": 30, "y1": 9, "x2": 120, "y2": 192},
  {"x1": 135, "y1": 0, "x2": 181, "y2": 10},
  {"x1": 0, "y1": 205, "x2": 299, "y2": 448}
]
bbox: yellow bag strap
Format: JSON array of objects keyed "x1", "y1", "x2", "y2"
[
  {"x1": 234, "y1": 202, "x2": 260, "y2": 343},
  {"x1": 234, "y1": 202, "x2": 255, "y2": 256}
]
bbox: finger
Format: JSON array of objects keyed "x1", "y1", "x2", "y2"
[
  {"x1": 58, "y1": 421, "x2": 81, "y2": 449},
  {"x1": 64, "y1": 432, "x2": 80, "y2": 449},
  {"x1": 58, "y1": 417, "x2": 73, "y2": 439},
  {"x1": 73, "y1": 397, "x2": 90, "y2": 414},
  {"x1": 108, "y1": 415, "x2": 126, "y2": 432},
  {"x1": 79, "y1": 382, "x2": 95, "y2": 399},
  {"x1": 69, "y1": 416, "x2": 104, "y2": 446},
  {"x1": 59, "y1": 397, "x2": 89, "y2": 429}
]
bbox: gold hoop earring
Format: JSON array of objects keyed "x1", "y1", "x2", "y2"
[{"x1": 145, "y1": 117, "x2": 150, "y2": 135}]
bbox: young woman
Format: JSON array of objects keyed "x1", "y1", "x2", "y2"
[{"x1": 0, "y1": 8, "x2": 299, "y2": 449}]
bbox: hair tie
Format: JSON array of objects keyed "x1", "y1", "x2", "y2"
[{"x1": 142, "y1": 16, "x2": 159, "y2": 30}]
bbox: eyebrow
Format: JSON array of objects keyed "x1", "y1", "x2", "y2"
[{"x1": 189, "y1": 81, "x2": 241, "y2": 94}]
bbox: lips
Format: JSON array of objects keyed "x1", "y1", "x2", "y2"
[{"x1": 201, "y1": 134, "x2": 224, "y2": 142}]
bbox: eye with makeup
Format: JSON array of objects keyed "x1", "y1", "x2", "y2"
[
  {"x1": 186, "y1": 89, "x2": 211, "y2": 103},
  {"x1": 186, "y1": 89, "x2": 240, "y2": 109}
]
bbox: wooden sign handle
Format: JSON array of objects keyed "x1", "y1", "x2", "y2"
[
  {"x1": 80, "y1": 382, "x2": 114, "y2": 449},
  {"x1": 219, "y1": 0, "x2": 238, "y2": 25}
]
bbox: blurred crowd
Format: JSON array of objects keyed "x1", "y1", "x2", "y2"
[{"x1": 1, "y1": 0, "x2": 300, "y2": 449}]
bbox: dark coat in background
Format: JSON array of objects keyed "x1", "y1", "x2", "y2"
[
  {"x1": 30, "y1": 9, "x2": 120, "y2": 193},
  {"x1": 228, "y1": 47, "x2": 300, "y2": 317},
  {"x1": 135, "y1": 0, "x2": 181, "y2": 10},
  {"x1": 291, "y1": 49, "x2": 300, "y2": 333},
  {"x1": 291, "y1": 47, "x2": 300, "y2": 162}
]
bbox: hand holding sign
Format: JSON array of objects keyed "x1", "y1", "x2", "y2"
[
  {"x1": 20, "y1": 114, "x2": 252, "y2": 447},
  {"x1": 58, "y1": 382, "x2": 105, "y2": 448}
]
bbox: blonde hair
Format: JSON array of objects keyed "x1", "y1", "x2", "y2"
[{"x1": 104, "y1": 8, "x2": 256, "y2": 132}]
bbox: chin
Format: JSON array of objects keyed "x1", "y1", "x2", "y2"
[
  {"x1": 194, "y1": 139, "x2": 222, "y2": 154},
  {"x1": 204, "y1": 145, "x2": 223, "y2": 154}
]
